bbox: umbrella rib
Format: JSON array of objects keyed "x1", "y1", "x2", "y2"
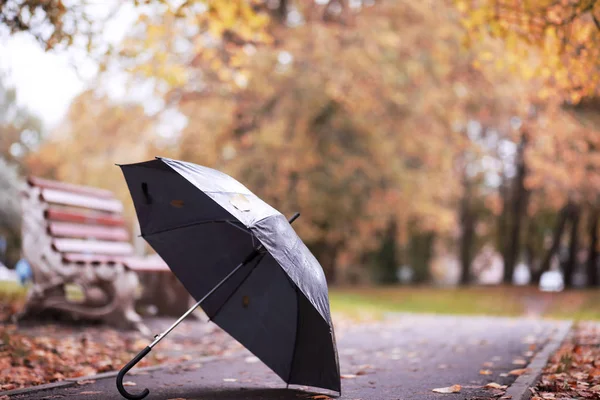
[
  {"x1": 141, "y1": 219, "x2": 249, "y2": 237},
  {"x1": 286, "y1": 285, "x2": 301, "y2": 386},
  {"x1": 206, "y1": 252, "x2": 266, "y2": 323}
]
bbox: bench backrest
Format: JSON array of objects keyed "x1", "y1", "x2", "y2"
[{"x1": 26, "y1": 177, "x2": 135, "y2": 264}]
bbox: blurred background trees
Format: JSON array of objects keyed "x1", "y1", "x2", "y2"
[{"x1": 2, "y1": 0, "x2": 600, "y2": 288}]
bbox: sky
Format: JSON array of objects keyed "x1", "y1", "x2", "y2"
[{"x1": 0, "y1": 2, "x2": 138, "y2": 128}]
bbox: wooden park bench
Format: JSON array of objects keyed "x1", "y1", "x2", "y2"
[{"x1": 19, "y1": 176, "x2": 191, "y2": 332}]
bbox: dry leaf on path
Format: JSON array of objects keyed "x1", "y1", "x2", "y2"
[
  {"x1": 77, "y1": 380, "x2": 96, "y2": 385},
  {"x1": 485, "y1": 382, "x2": 508, "y2": 390},
  {"x1": 341, "y1": 374, "x2": 357, "y2": 379},
  {"x1": 432, "y1": 384, "x2": 461, "y2": 393},
  {"x1": 479, "y1": 369, "x2": 493, "y2": 375},
  {"x1": 509, "y1": 368, "x2": 529, "y2": 376},
  {"x1": 512, "y1": 359, "x2": 527, "y2": 366},
  {"x1": 122, "y1": 381, "x2": 137, "y2": 386}
]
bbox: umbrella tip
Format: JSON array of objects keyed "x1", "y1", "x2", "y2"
[{"x1": 288, "y1": 212, "x2": 300, "y2": 224}]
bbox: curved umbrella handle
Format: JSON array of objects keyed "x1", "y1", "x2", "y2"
[{"x1": 117, "y1": 346, "x2": 152, "y2": 399}]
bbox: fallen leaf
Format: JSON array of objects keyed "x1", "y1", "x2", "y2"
[
  {"x1": 590, "y1": 384, "x2": 600, "y2": 391},
  {"x1": 77, "y1": 380, "x2": 96, "y2": 385},
  {"x1": 123, "y1": 381, "x2": 137, "y2": 386},
  {"x1": 500, "y1": 396, "x2": 512, "y2": 399},
  {"x1": 512, "y1": 359, "x2": 527, "y2": 366},
  {"x1": 480, "y1": 369, "x2": 493, "y2": 375},
  {"x1": 341, "y1": 374, "x2": 357, "y2": 379},
  {"x1": 509, "y1": 368, "x2": 529, "y2": 376},
  {"x1": 482, "y1": 361, "x2": 494, "y2": 368},
  {"x1": 432, "y1": 384, "x2": 461, "y2": 393},
  {"x1": 485, "y1": 382, "x2": 508, "y2": 390}
]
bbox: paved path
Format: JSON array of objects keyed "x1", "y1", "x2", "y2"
[{"x1": 10, "y1": 314, "x2": 567, "y2": 400}]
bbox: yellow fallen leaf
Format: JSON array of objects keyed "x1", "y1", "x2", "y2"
[
  {"x1": 508, "y1": 368, "x2": 529, "y2": 376},
  {"x1": 341, "y1": 374, "x2": 357, "y2": 379},
  {"x1": 485, "y1": 382, "x2": 508, "y2": 390},
  {"x1": 479, "y1": 369, "x2": 493, "y2": 375},
  {"x1": 432, "y1": 384, "x2": 461, "y2": 393},
  {"x1": 123, "y1": 381, "x2": 137, "y2": 387}
]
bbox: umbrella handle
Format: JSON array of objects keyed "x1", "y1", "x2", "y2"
[{"x1": 116, "y1": 346, "x2": 152, "y2": 399}]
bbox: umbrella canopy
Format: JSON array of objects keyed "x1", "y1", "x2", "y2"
[{"x1": 119, "y1": 157, "x2": 340, "y2": 393}]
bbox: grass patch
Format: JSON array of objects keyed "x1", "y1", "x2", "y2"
[
  {"x1": 3, "y1": 279, "x2": 599, "y2": 321},
  {"x1": 329, "y1": 285, "x2": 600, "y2": 321},
  {"x1": 0, "y1": 280, "x2": 27, "y2": 302}
]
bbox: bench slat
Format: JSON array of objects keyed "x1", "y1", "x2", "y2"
[
  {"x1": 41, "y1": 188, "x2": 123, "y2": 213},
  {"x1": 62, "y1": 253, "x2": 170, "y2": 272},
  {"x1": 28, "y1": 177, "x2": 115, "y2": 199},
  {"x1": 46, "y1": 208, "x2": 125, "y2": 227},
  {"x1": 53, "y1": 238, "x2": 134, "y2": 255},
  {"x1": 48, "y1": 222, "x2": 129, "y2": 241},
  {"x1": 122, "y1": 256, "x2": 170, "y2": 272}
]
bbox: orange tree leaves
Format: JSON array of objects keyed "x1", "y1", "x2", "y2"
[{"x1": 456, "y1": 0, "x2": 600, "y2": 101}]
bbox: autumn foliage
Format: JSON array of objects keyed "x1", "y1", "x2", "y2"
[{"x1": 2, "y1": 0, "x2": 600, "y2": 286}]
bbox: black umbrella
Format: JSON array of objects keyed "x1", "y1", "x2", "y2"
[{"x1": 116, "y1": 157, "x2": 340, "y2": 400}]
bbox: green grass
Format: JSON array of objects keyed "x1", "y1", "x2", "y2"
[
  {"x1": 2, "y1": 279, "x2": 600, "y2": 322},
  {"x1": 0, "y1": 280, "x2": 28, "y2": 302},
  {"x1": 329, "y1": 285, "x2": 600, "y2": 321}
]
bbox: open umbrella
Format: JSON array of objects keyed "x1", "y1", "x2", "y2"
[{"x1": 116, "y1": 157, "x2": 340, "y2": 399}]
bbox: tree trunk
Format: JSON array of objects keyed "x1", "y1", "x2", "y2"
[
  {"x1": 459, "y1": 180, "x2": 474, "y2": 286},
  {"x1": 587, "y1": 208, "x2": 599, "y2": 287},
  {"x1": 375, "y1": 219, "x2": 399, "y2": 284},
  {"x1": 497, "y1": 176, "x2": 509, "y2": 273},
  {"x1": 564, "y1": 205, "x2": 581, "y2": 288},
  {"x1": 533, "y1": 203, "x2": 571, "y2": 283},
  {"x1": 312, "y1": 241, "x2": 339, "y2": 284},
  {"x1": 524, "y1": 218, "x2": 537, "y2": 269},
  {"x1": 409, "y1": 231, "x2": 435, "y2": 283},
  {"x1": 503, "y1": 132, "x2": 528, "y2": 284}
]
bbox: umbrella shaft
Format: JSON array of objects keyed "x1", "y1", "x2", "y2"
[
  {"x1": 149, "y1": 258, "x2": 249, "y2": 348},
  {"x1": 149, "y1": 212, "x2": 300, "y2": 349}
]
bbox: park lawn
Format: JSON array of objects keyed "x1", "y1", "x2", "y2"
[
  {"x1": 2, "y1": 280, "x2": 600, "y2": 321},
  {"x1": 329, "y1": 285, "x2": 600, "y2": 321}
]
